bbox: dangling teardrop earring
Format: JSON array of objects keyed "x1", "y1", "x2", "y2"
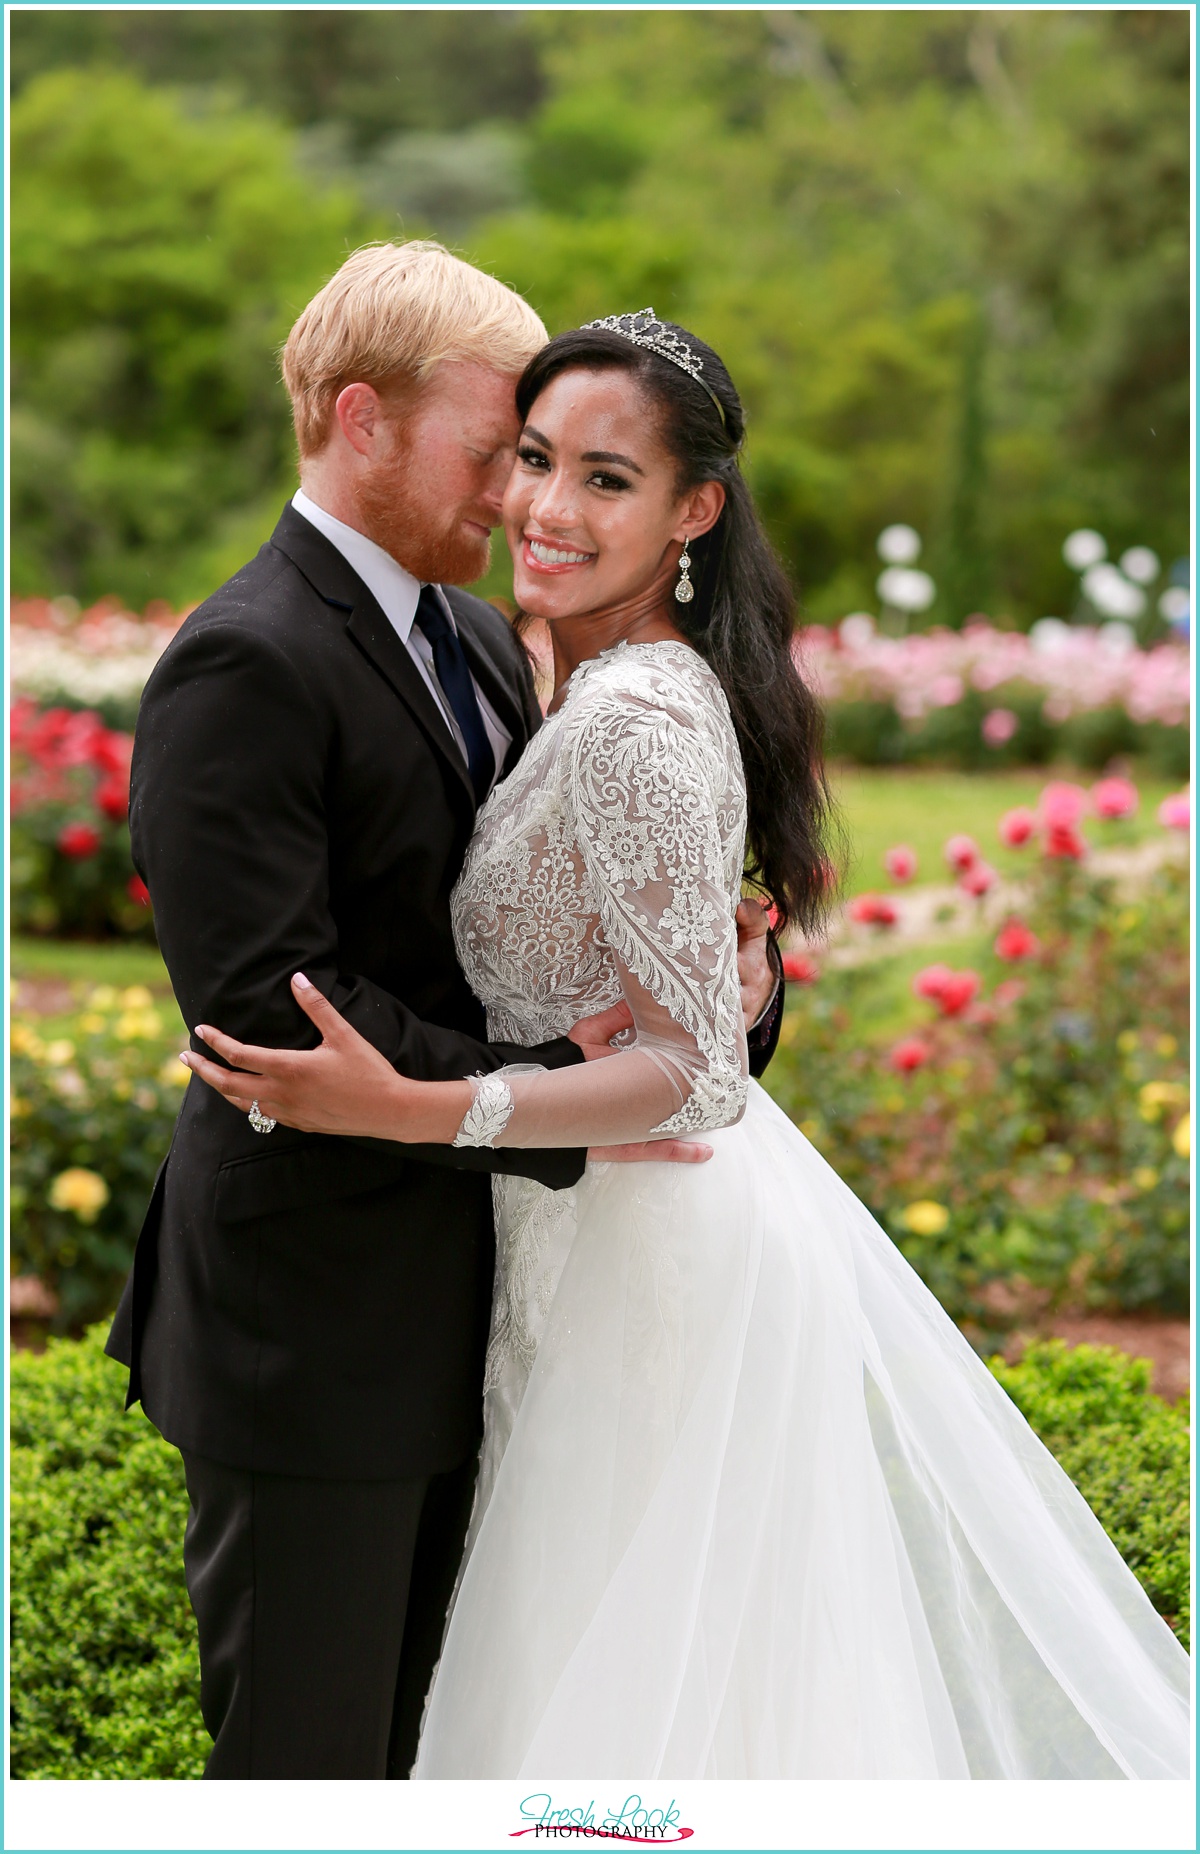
[{"x1": 675, "y1": 540, "x2": 694, "y2": 604}]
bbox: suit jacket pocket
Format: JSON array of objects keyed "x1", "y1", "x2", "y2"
[{"x1": 214, "y1": 1136, "x2": 408, "y2": 1223}]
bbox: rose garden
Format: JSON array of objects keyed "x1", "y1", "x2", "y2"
[{"x1": 9, "y1": 583, "x2": 1190, "y2": 1776}]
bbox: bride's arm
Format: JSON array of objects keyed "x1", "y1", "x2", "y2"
[{"x1": 185, "y1": 687, "x2": 749, "y2": 1149}]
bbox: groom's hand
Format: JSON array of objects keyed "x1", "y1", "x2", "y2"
[
  {"x1": 568, "y1": 999, "x2": 635, "y2": 1059},
  {"x1": 588, "y1": 1138, "x2": 713, "y2": 1165}
]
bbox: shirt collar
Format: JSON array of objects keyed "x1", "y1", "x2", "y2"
[{"x1": 292, "y1": 488, "x2": 437, "y2": 643}]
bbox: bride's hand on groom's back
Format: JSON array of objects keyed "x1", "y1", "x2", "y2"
[{"x1": 568, "y1": 902, "x2": 776, "y2": 1066}]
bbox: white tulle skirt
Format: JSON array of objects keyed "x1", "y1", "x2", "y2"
[{"x1": 413, "y1": 1083, "x2": 1190, "y2": 1779}]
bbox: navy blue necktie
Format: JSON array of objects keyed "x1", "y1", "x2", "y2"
[{"x1": 413, "y1": 585, "x2": 494, "y2": 805}]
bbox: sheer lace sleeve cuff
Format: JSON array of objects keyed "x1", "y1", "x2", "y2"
[
  {"x1": 452, "y1": 1064, "x2": 548, "y2": 1148},
  {"x1": 452, "y1": 1073, "x2": 515, "y2": 1149}
]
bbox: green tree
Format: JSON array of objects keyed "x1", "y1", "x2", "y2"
[
  {"x1": 468, "y1": 9, "x2": 1189, "y2": 626},
  {"x1": 11, "y1": 68, "x2": 377, "y2": 606}
]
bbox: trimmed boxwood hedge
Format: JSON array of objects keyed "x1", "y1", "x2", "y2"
[
  {"x1": 10, "y1": 1327, "x2": 208, "y2": 1779},
  {"x1": 990, "y1": 1339, "x2": 1190, "y2": 1651},
  {"x1": 9, "y1": 1329, "x2": 1189, "y2": 1777}
]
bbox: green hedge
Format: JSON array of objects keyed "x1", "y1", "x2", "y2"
[
  {"x1": 9, "y1": 1332, "x2": 1189, "y2": 1778},
  {"x1": 10, "y1": 1328, "x2": 208, "y2": 1779},
  {"x1": 990, "y1": 1340, "x2": 1190, "y2": 1651}
]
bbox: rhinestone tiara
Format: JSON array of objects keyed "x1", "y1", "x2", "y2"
[{"x1": 580, "y1": 307, "x2": 727, "y2": 426}]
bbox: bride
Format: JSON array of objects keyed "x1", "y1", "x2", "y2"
[{"x1": 185, "y1": 310, "x2": 1190, "y2": 1779}]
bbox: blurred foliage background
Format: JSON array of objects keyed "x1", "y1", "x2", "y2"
[{"x1": 10, "y1": 8, "x2": 1190, "y2": 619}]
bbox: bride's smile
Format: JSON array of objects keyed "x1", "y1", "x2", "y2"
[{"x1": 503, "y1": 367, "x2": 724, "y2": 675}]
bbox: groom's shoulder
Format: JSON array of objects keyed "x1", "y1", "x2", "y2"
[{"x1": 160, "y1": 515, "x2": 341, "y2": 663}]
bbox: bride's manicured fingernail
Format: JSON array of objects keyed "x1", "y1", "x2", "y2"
[
  {"x1": 293, "y1": 972, "x2": 313, "y2": 990},
  {"x1": 179, "y1": 1054, "x2": 191, "y2": 1069}
]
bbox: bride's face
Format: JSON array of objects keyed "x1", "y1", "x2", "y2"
[{"x1": 503, "y1": 367, "x2": 708, "y2": 622}]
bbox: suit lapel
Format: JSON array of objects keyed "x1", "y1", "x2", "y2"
[{"x1": 343, "y1": 596, "x2": 477, "y2": 819}]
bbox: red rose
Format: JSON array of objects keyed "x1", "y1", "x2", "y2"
[
  {"x1": 959, "y1": 861, "x2": 998, "y2": 897},
  {"x1": 889, "y1": 1037, "x2": 932, "y2": 1073},
  {"x1": 1044, "y1": 822, "x2": 1087, "y2": 860},
  {"x1": 92, "y1": 728, "x2": 134, "y2": 777},
  {"x1": 883, "y1": 844, "x2": 917, "y2": 883},
  {"x1": 998, "y1": 807, "x2": 1036, "y2": 848},
  {"x1": 943, "y1": 834, "x2": 979, "y2": 873},
  {"x1": 58, "y1": 820, "x2": 102, "y2": 859},
  {"x1": 1038, "y1": 780, "x2": 1088, "y2": 830},
  {"x1": 1091, "y1": 776, "x2": 1139, "y2": 820},
  {"x1": 937, "y1": 970, "x2": 981, "y2": 1017},
  {"x1": 912, "y1": 963, "x2": 954, "y2": 1002},
  {"x1": 782, "y1": 951, "x2": 819, "y2": 984},
  {"x1": 849, "y1": 892, "x2": 899, "y2": 927},
  {"x1": 95, "y1": 777, "x2": 130, "y2": 822},
  {"x1": 127, "y1": 875, "x2": 151, "y2": 907},
  {"x1": 994, "y1": 920, "x2": 1039, "y2": 962}
]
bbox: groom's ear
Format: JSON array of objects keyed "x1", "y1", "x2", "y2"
[
  {"x1": 334, "y1": 382, "x2": 387, "y2": 458},
  {"x1": 678, "y1": 478, "x2": 726, "y2": 542}
]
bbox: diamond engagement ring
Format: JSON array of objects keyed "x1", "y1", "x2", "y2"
[{"x1": 248, "y1": 1101, "x2": 277, "y2": 1135}]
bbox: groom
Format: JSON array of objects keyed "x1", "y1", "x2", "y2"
[{"x1": 107, "y1": 242, "x2": 782, "y2": 1779}]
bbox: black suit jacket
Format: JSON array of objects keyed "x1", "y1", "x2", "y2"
[{"x1": 107, "y1": 504, "x2": 782, "y2": 1479}]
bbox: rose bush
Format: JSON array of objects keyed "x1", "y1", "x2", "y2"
[
  {"x1": 804, "y1": 619, "x2": 1190, "y2": 776},
  {"x1": 11, "y1": 989, "x2": 188, "y2": 1328},
  {"x1": 11, "y1": 699, "x2": 153, "y2": 939},
  {"x1": 769, "y1": 800, "x2": 1190, "y2": 1341}
]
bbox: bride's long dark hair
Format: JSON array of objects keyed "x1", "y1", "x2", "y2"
[{"x1": 515, "y1": 322, "x2": 845, "y2": 936}]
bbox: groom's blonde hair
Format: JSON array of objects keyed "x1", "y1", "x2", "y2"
[{"x1": 282, "y1": 241, "x2": 547, "y2": 457}]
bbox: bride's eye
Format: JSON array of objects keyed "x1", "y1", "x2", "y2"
[
  {"x1": 517, "y1": 445, "x2": 550, "y2": 471},
  {"x1": 588, "y1": 470, "x2": 631, "y2": 493}
]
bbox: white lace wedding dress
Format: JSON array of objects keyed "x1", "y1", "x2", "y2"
[{"x1": 412, "y1": 638, "x2": 1189, "y2": 1780}]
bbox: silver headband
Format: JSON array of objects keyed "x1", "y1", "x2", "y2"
[{"x1": 581, "y1": 307, "x2": 727, "y2": 428}]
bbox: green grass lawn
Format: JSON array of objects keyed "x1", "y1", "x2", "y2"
[
  {"x1": 831, "y1": 762, "x2": 1177, "y2": 895},
  {"x1": 12, "y1": 937, "x2": 171, "y2": 990}
]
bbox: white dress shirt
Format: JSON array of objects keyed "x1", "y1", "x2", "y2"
[{"x1": 291, "y1": 489, "x2": 512, "y2": 789}]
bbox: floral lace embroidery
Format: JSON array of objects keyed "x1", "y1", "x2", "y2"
[{"x1": 452, "y1": 639, "x2": 748, "y2": 1418}]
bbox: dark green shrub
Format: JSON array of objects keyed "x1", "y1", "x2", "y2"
[
  {"x1": 826, "y1": 698, "x2": 910, "y2": 766},
  {"x1": 1058, "y1": 705, "x2": 1140, "y2": 770},
  {"x1": 989, "y1": 1341, "x2": 1190, "y2": 1649},
  {"x1": 10, "y1": 1327, "x2": 208, "y2": 1778},
  {"x1": 1141, "y1": 719, "x2": 1191, "y2": 782}
]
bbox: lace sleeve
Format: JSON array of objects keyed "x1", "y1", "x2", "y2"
[{"x1": 456, "y1": 672, "x2": 749, "y2": 1149}]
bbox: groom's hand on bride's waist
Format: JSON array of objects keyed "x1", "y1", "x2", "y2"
[{"x1": 587, "y1": 1137, "x2": 714, "y2": 1165}]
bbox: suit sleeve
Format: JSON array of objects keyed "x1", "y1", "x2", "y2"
[
  {"x1": 131, "y1": 621, "x2": 585, "y2": 1189},
  {"x1": 746, "y1": 933, "x2": 784, "y2": 1078}
]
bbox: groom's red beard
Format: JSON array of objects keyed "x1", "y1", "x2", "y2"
[{"x1": 353, "y1": 433, "x2": 492, "y2": 587}]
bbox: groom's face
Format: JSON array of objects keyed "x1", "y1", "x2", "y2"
[{"x1": 356, "y1": 361, "x2": 522, "y2": 585}]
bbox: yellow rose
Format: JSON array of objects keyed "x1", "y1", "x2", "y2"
[
  {"x1": 12, "y1": 1024, "x2": 45, "y2": 1061},
  {"x1": 48, "y1": 1167, "x2": 110, "y2": 1223},
  {"x1": 120, "y1": 985, "x2": 154, "y2": 1009},
  {"x1": 44, "y1": 1039, "x2": 76, "y2": 1066},
  {"x1": 1116, "y1": 1029, "x2": 1139, "y2": 1055},
  {"x1": 1172, "y1": 1114, "x2": 1190, "y2": 1161},
  {"x1": 1132, "y1": 1166, "x2": 1159, "y2": 1192},
  {"x1": 158, "y1": 1054, "x2": 190, "y2": 1087},
  {"x1": 87, "y1": 985, "x2": 118, "y2": 1010},
  {"x1": 1156, "y1": 1034, "x2": 1179, "y2": 1058},
  {"x1": 901, "y1": 1200, "x2": 950, "y2": 1237},
  {"x1": 115, "y1": 1008, "x2": 163, "y2": 1041},
  {"x1": 1138, "y1": 1080, "x2": 1188, "y2": 1121},
  {"x1": 11, "y1": 1096, "x2": 31, "y2": 1118},
  {"x1": 78, "y1": 1013, "x2": 107, "y2": 1035}
]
